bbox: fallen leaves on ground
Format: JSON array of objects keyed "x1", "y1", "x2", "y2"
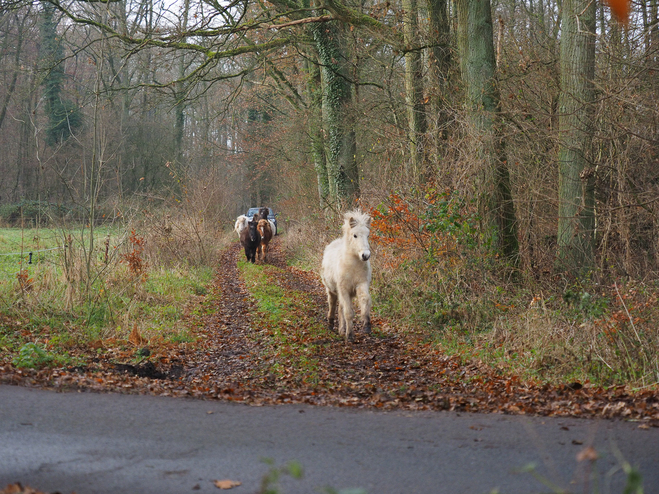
[
  {"x1": 1, "y1": 240, "x2": 659, "y2": 426},
  {"x1": 0, "y1": 483, "x2": 62, "y2": 494},
  {"x1": 128, "y1": 323, "x2": 147, "y2": 347},
  {"x1": 213, "y1": 480, "x2": 242, "y2": 489}
]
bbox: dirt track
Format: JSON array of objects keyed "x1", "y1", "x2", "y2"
[{"x1": 2, "y1": 237, "x2": 659, "y2": 424}]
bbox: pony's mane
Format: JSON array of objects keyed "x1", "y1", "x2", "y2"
[{"x1": 342, "y1": 210, "x2": 371, "y2": 236}]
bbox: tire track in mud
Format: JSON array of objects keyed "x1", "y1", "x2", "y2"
[{"x1": 183, "y1": 243, "x2": 265, "y2": 390}]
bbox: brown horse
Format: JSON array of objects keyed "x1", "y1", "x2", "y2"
[{"x1": 256, "y1": 219, "x2": 273, "y2": 262}]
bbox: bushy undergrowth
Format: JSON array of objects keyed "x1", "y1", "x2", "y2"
[
  {"x1": 367, "y1": 189, "x2": 659, "y2": 389},
  {"x1": 482, "y1": 280, "x2": 659, "y2": 388},
  {"x1": 0, "y1": 207, "x2": 225, "y2": 369},
  {"x1": 285, "y1": 188, "x2": 659, "y2": 390}
]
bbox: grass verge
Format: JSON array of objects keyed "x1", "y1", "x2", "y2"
[{"x1": 238, "y1": 259, "x2": 329, "y2": 387}]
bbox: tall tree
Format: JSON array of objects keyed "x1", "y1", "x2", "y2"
[
  {"x1": 39, "y1": 2, "x2": 81, "y2": 147},
  {"x1": 174, "y1": 0, "x2": 191, "y2": 167},
  {"x1": 0, "y1": 12, "x2": 29, "y2": 133},
  {"x1": 304, "y1": 55, "x2": 330, "y2": 207},
  {"x1": 402, "y1": 0, "x2": 427, "y2": 177},
  {"x1": 311, "y1": 19, "x2": 359, "y2": 207},
  {"x1": 456, "y1": 0, "x2": 519, "y2": 262},
  {"x1": 427, "y1": 0, "x2": 451, "y2": 145},
  {"x1": 556, "y1": 0, "x2": 596, "y2": 271}
]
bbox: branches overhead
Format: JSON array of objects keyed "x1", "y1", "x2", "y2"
[{"x1": 27, "y1": 0, "x2": 403, "y2": 92}]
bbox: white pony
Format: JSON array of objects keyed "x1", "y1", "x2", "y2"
[
  {"x1": 268, "y1": 218, "x2": 277, "y2": 236},
  {"x1": 234, "y1": 215, "x2": 249, "y2": 237},
  {"x1": 321, "y1": 210, "x2": 372, "y2": 343}
]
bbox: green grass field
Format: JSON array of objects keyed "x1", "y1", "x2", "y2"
[
  {"x1": 0, "y1": 224, "x2": 219, "y2": 369},
  {"x1": 0, "y1": 226, "x2": 117, "y2": 279}
]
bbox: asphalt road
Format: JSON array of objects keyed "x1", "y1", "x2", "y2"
[{"x1": 1, "y1": 385, "x2": 657, "y2": 494}]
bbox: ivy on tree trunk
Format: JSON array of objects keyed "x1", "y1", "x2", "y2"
[
  {"x1": 39, "y1": 2, "x2": 81, "y2": 147},
  {"x1": 311, "y1": 20, "x2": 359, "y2": 208}
]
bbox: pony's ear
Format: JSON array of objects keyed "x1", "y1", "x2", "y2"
[
  {"x1": 366, "y1": 216, "x2": 372, "y2": 227},
  {"x1": 349, "y1": 217, "x2": 357, "y2": 228}
]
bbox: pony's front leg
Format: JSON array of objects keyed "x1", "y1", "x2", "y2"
[
  {"x1": 326, "y1": 290, "x2": 338, "y2": 332},
  {"x1": 338, "y1": 291, "x2": 355, "y2": 343},
  {"x1": 357, "y1": 283, "x2": 372, "y2": 334}
]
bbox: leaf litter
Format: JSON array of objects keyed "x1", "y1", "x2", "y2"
[
  {"x1": 1, "y1": 239, "x2": 659, "y2": 426},
  {"x1": 213, "y1": 480, "x2": 242, "y2": 489}
]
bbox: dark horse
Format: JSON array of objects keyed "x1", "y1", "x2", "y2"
[
  {"x1": 240, "y1": 217, "x2": 261, "y2": 263},
  {"x1": 258, "y1": 207, "x2": 270, "y2": 221}
]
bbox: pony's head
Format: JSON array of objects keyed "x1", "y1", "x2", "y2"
[
  {"x1": 234, "y1": 215, "x2": 248, "y2": 233},
  {"x1": 248, "y1": 218, "x2": 260, "y2": 243},
  {"x1": 342, "y1": 210, "x2": 371, "y2": 261},
  {"x1": 257, "y1": 219, "x2": 270, "y2": 237}
]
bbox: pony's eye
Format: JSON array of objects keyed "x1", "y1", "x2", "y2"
[{"x1": 354, "y1": 234, "x2": 357, "y2": 238}]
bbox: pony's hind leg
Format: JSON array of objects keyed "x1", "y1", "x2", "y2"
[{"x1": 326, "y1": 290, "x2": 338, "y2": 332}]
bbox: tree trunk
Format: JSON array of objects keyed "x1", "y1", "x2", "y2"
[
  {"x1": 0, "y1": 13, "x2": 28, "y2": 133},
  {"x1": 427, "y1": 0, "x2": 451, "y2": 148},
  {"x1": 455, "y1": 0, "x2": 469, "y2": 82},
  {"x1": 39, "y1": 2, "x2": 81, "y2": 147},
  {"x1": 311, "y1": 20, "x2": 359, "y2": 207},
  {"x1": 304, "y1": 57, "x2": 330, "y2": 207},
  {"x1": 456, "y1": 0, "x2": 519, "y2": 262},
  {"x1": 174, "y1": 0, "x2": 191, "y2": 167},
  {"x1": 402, "y1": 0, "x2": 427, "y2": 178},
  {"x1": 556, "y1": 0, "x2": 596, "y2": 272}
]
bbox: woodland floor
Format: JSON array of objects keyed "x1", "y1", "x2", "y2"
[{"x1": 2, "y1": 238, "x2": 659, "y2": 426}]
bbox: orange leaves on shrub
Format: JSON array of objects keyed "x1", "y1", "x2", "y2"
[
  {"x1": 368, "y1": 189, "x2": 476, "y2": 272},
  {"x1": 593, "y1": 284, "x2": 656, "y2": 344},
  {"x1": 121, "y1": 230, "x2": 147, "y2": 277},
  {"x1": 16, "y1": 269, "x2": 34, "y2": 292},
  {"x1": 369, "y1": 193, "x2": 428, "y2": 270}
]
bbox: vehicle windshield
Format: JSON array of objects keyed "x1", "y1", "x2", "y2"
[{"x1": 247, "y1": 207, "x2": 273, "y2": 218}]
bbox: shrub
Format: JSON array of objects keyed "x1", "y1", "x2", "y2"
[
  {"x1": 0, "y1": 201, "x2": 69, "y2": 227},
  {"x1": 13, "y1": 342, "x2": 54, "y2": 369},
  {"x1": 366, "y1": 187, "x2": 491, "y2": 331}
]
